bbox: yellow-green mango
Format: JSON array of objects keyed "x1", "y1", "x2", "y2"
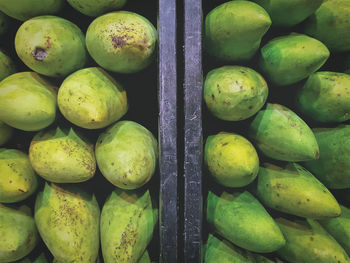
[
  {"x1": 248, "y1": 103, "x2": 319, "y2": 161},
  {"x1": 204, "y1": 0, "x2": 271, "y2": 62},
  {"x1": 296, "y1": 71, "x2": 350, "y2": 122},
  {"x1": 320, "y1": 205, "x2": 350, "y2": 254},
  {"x1": 0, "y1": 72, "x2": 57, "y2": 131},
  {"x1": 138, "y1": 250, "x2": 151, "y2": 263},
  {"x1": 0, "y1": 121, "x2": 13, "y2": 146},
  {"x1": 304, "y1": 0, "x2": 350, "y2": 53},
  {"x1": 101, "y1": 189, "x2": 158, "y2": 263},
  {"x1": 204, "y1": 132, "x2": 259, "y2": 188},
  {"x1": 0, "y1": 50, "x2": 16, "y2": 82},
  {"x1": 0, "y1": 11, "x2": 8, "y2": 35},
  {"x1": 0, "y1": 148, "x2": 38, "y2": 203},
  {"x1": 35, "y1": 183, "x2": 100, "y2": 263},
  {"x1": 304, "y1": 125, "x2": 350, "y2": 189},
  {"x1": 67, "y1": 0, "x2": 127, "y2": 17},
  {"x1": 96, "y1": 121, "x2": 158, "y2": 189},
  {"x1": 259, "y1": 34, "x2": 329, "y2": 86},
  {"x1": 0, "y1": 204, "x2": 38, "y2": 262},
  {"x1": 252, "y1": 0, "x2": 323, "y2": 27},
  {"x1": 58, "y1": 67, "x2": 128, "y2": 129},
  {"x1": 29, "y1": 127, "x2": 96, "y2": 183},
  {"x1": 205, "y1": 234, "x2": 256, "y2": 263},
  {"x1": 0, "y1": 0, "x2": 63, "y2": 21},
  {"x1": 86, "y1": 11, "x2": 157, "y2": 73},
  {"x1": 276, "y1": 218, "x2": 350, "y2": 263},
  {"x1": 204, "y1": 66, "x2": 268, "y2": 121},
  {"x1": 257, "y1": 163, "x2": 340, "y2": 218},
  {"x1": 207, "y1": 191, "x2": 285, "y2": 253},
  {"x1": 15, "y1": 16, "x2": 87, "y2": 78}
]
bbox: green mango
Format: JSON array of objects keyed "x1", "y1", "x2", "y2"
[
  {"x1": 0, "y1": 149, "x2": 38, "y2": 203},
  {"x1": 205, "y1": 234, "x2": 256, "y2": 263},
  {"x1": 204, "y1": 0, "x2": 271, "y2": 62},
  {"x1": 320, "y1": 205, "x2": 350, "y2": 254},
  {"x1": 203, "y1": 66, "x2": 268, "y2": 121},
  {"x1": 29, "y1": 127, "x2": 96, "y2": 183},
  {"x1": 304, "y1": 125, "x2": 350, "y2": 189},
  {"x1": 252, "y1": 0, "x2": 323, "y2": 27},
  {"x1": 257, "y1": 163, "x2": 340, "y2": 219},
  {"x1": 96, "y1": 120, "x2": 158, "y2": 189},
  {"x1": 296, "y1": 71, "x2": 350, "y2": 122},
  {"x1": 0, "y1": 50, "x2": 16, "y2": 81},
  {"x1": 207, "y1": 191, "x2": 285, "y2": 253},
  {"x1": 304, "y1": 0, "x2": 350, "y2": 53},
  {"x1": 86, "y1": 11, "x2": 157, "y2": 73},
  {"x1": 0, "y1": 72, "x2": 57, "y2": 131},
  {"x1": 138, "y1": 250, "x2": 151, "y2": 263},
  {"x1": 15, "y1": 16, "x2": 87, "y2": 78},
  {"x1": 58, "y1": 67, "x2": 128, "y2": 129},
  {"x1": 0, "y1": 204, "x2": 38, "y2": 262},
  {"x1": 67, "y1": 0, "x2": 127, "y2": 17},
  {"x1": 259, "y1": 33, "x2": 329, "y2": 86},
  {"x1": 101, "y1": 189, "x2": 158, "y2": 263},
  {"x1": 276, "y1": 218, "x2": 350, "y2": 263},
  {"x1": 35, "y1": 183, "x2": 100, "y2": 263},
  {"x1": 248, "y1": 103, "x2": 319, "y2": 161},
  {"x1": 0, "y1": 121, "x2": 13, "y2": 146},
  {"x1": 0, "y1": 11, "x2": 8, "y2": 35},
  {"x1": 204, "y1": 132, "x2": 259, "y2": 188}
]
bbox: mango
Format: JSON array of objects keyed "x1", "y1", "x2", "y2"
[
  {"x1": 276, "y1": 218, "x2": 350, "y2": 263},
  {"x1": 259, "y1": 34, "x2": 329, "y2": 86},
  {"x1": 207, "y1": 191, "x2": 285, "y2": 253},
  {"x1": 248, "y1": 103, "x2": 319, "y2": 161},
  {"x1": 0, "y1": 72, "x2": 57, "y2": 131},
  {"x1": 0, "y1": 121, "x2": 13, "y2": 146},
  {"x1": 67, "y1": 0, "x2": 127, "y2": 17},
  {"x1": 204, "y1": 132, "x2": 259, "y2": 188},
  {"x1": 86, "y1": 11, "x2": 157, "y2": 73},
  {"x1": 15, "y1": 16, "x2": 87, "y2": 78},
  {"x1": 58, "y1": 67, "x2": 128, "y2": 129},
  {"x1": 101, "y1": 189, "x2": 158, "y2": 263},
  {"x1": 96, "y1": 121, "x2": 158, "y2": 189},
  {"x1": 0, "y1": 12, "x2": 8, "y2": 35},
  {"x1": 304, "y1": 0, "x2": 350, "y2": 53},
  {"x1": 0, "y1": 50, "x2": 16, "y2": 81},
  {"x1": 304, "y1": 125, "x2": 350, "y2": 188},
  {"x1": 204, "y1": 0, "x2": 271, "y2": 62},
  {"x1": 35, "y1": 183, "x2": 100, "y2": 263},
  {"x1": 204, "y1": 66, "x2": 268, "y2": 121},
  {"x1": 0, "y1": 204, "x2": 38, "y2": 262},
  {"x1": 0, "y1": 148, "x2": 38, "y2": 203},
  {"x1": 257, "y1": 163, "x2": 340, "y2": 218},
  {"x1": 296, "y1": 71, "x2": 350, "y2": 123}
]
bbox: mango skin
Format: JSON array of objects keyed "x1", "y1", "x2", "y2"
[
  {"x1": 252, "y1": 0, "x2": 323, "y2": 27},
  {"x1": 67, "y1": 0, "x2": 127, "y2": 17},
  {"x1": 0, "y1": 72, "x2": 57, "y2": 131},
  {"x1": 297, "y1": 71, "x2": 350, "y2": 123},
  {"x1": 277, "y1": 218, "x2": 350, "y2": 263},
  {"x1": 304, "y1": 125, "x2": 350, "y2": 189},
  {"x1": 58, "y1": 67, "x2": 128, "y2": 129},
  {"x1": 207, "y1": 191, "x2": 286, "y2": 253},
  {"x1": 0, "y1": 121, "x2": 13, "y2": 146},
  {"x1": 304, "y1": 0, "x2": 350, "y2": 53},
  {"x1": 204, "y1": 132, "x2": 259, "y2": 188},
  {"x1": 0, "y1": 12, "x2": 8, "y2": 35},
  {"x1": 0, "y1": 204, "x2": 38, "y2": 262},
  {"x1": 0, "y1": 50, "x2": 16, "y2": 81},
  {"x1": 96, "y1": 121, "x2": 158, "y2": 189},
  {"x1": 15, "y1": 16, "x2": 87, "y2": 78},
  {"x1": 29, "y1": 127, "x2": 96, "y2": 183},
  {"x1": 101, "y1": 189, "x2": 158, "y2": 263},
  {"x1": 86, "y1": 11, "x2": 157, "y2": 73},
  {"x1": 35, "y1": 183, "x2": 100, "y2": 263},
  {"x1": 248, "y1": 103, "x2": 319, "y2": 162},
  {"x1": 259, "y1": 34, "x2": 329, "y2": 86},
  {"x1": 257, "y1": 163, "x2": 340, "y2": 219},
  {"x1": 204, "y1": 66, "x2": 268, "y2": 121}
]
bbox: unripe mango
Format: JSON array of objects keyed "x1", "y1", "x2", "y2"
[
  {"x1": 0, "y1": 50, "x2": 16, "y2": 81},
  {"x1": 0, "y1": 121, "x2": 13, "y2": 146},
  {"x1": 67, "y1": 0, "x2": 127, "y2": 17}
]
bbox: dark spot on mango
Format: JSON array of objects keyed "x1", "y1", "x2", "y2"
[
  {"x1": 310, "y1": 236, "x2": 314, "y2": 241},
  {"x1": 111, "y1": 35, "x2": 127, "y2": 48},
  {"x1": 222, "y1": 142, "x2": 228, "y2": 146},
  {"x1": 248, "y1": 106, "x2": 253, "y2": 110},
  {"x1": 33, "y1": 47, "x2": 46, "y2": 61},
  {"x1": 211, "y1": 94, "x2": 215, "y2": 100}
]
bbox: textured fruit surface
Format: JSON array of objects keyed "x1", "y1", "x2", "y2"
[
  {"x1": 15, "y1": 16, "x2": 87, "y2": 77},
  {"x1": 0, "y1": 72, "x2": 57, "y2": 131},
  {"x1": 58, "y1": 67, "x2": 128, "y2": 129},
  {"x1": 86, "y1": 11, "x2": 157, "y2": 73},
  {"x1": 67, "y1": 0, "x2": 127, "y2": 17},
  {"x1": 0, "y1": 50, "x2": 16, "y2": 81},
  {"x1": 0, "y1": 121, "x2": 13, "y2": 146},
  {"x1": 204, "y1": 66, "x2": 268, "y2": 121}
]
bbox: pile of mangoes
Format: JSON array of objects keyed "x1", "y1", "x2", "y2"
[
  {"x1": 203, "y1": 0, "x2": 350, "y2": 262},
  {"x1": 0, "y1": 1, "x2": 159, "y2": 262}
]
